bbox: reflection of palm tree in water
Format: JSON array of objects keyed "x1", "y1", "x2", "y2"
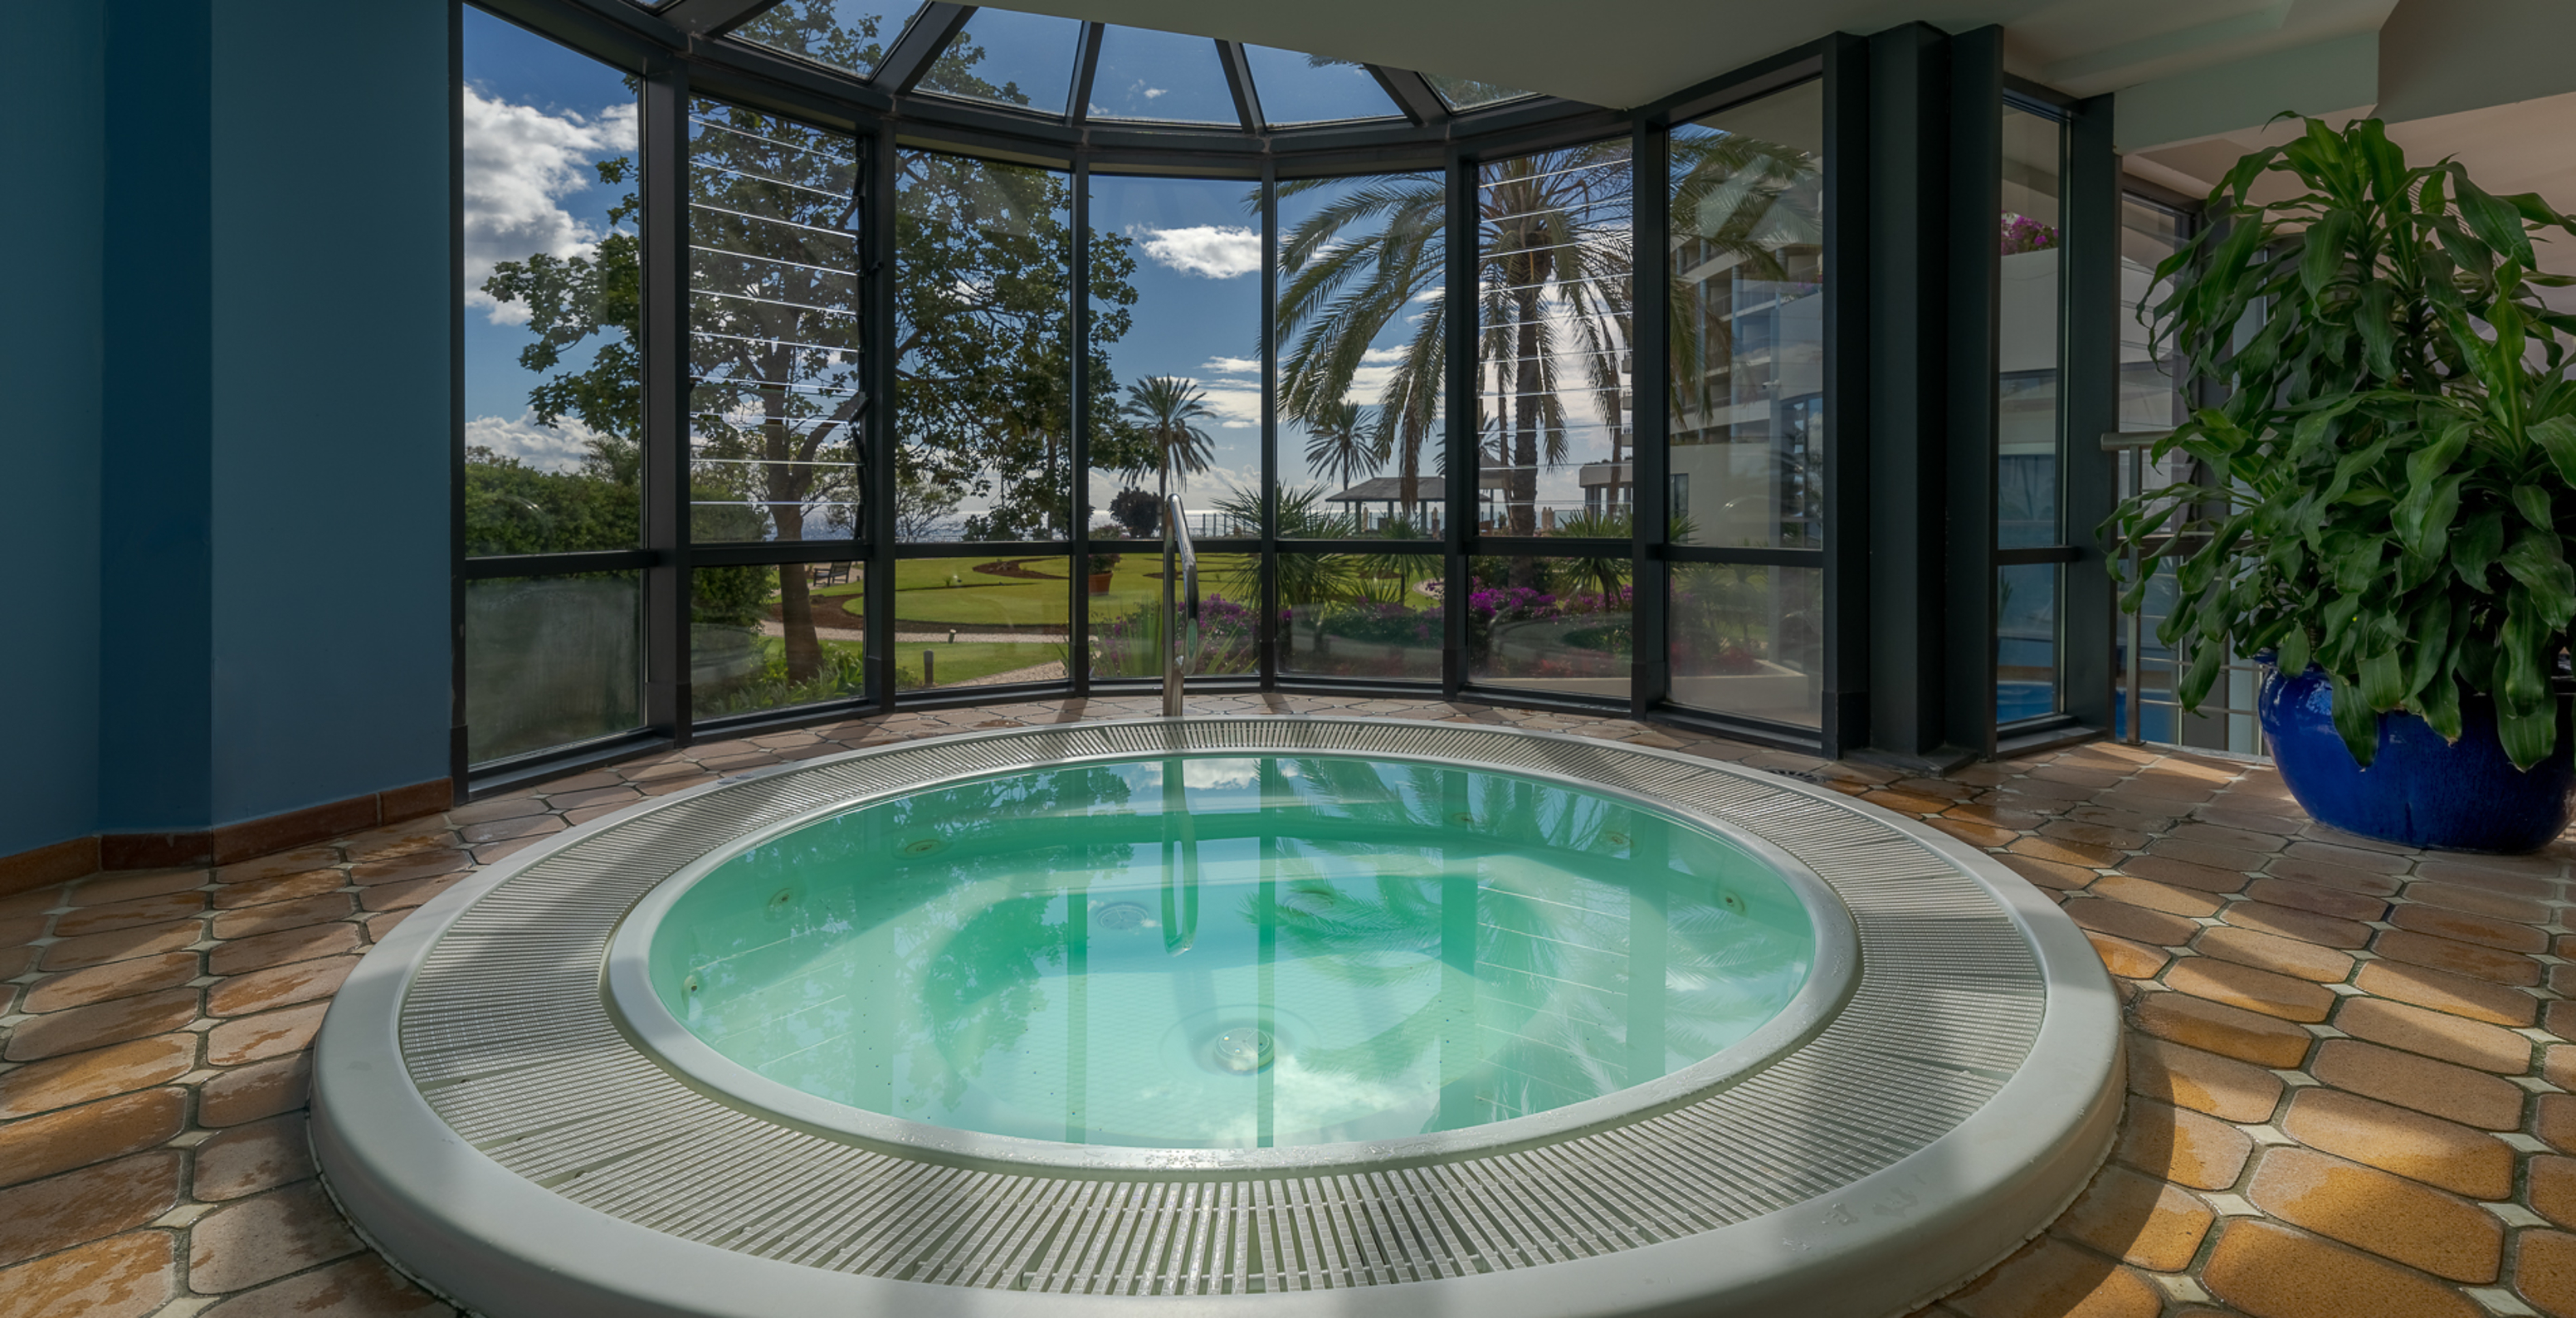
[
  {"x1": 839, "y1": 764, "x2": 1136, "y2": 1112},
  {"x1": 1251, "y1": 761, "x2": 1804, "y2": 1123}
]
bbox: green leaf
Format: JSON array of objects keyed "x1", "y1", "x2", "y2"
[
  {"x1": 2499, "y1": 699, "x2": 2558, "y2": 771},
  {"x1": 2403, "y1": 595, "x2": 2453, "y2": 705},
  {"x1": 2358, "y1": 647, "x2": 2405, "y2": 710},
  {"x1": 2456, "y1": 511, "x2": 2505, "y2": 586},
  {"x1": 2515, "y1": 483, "x2": 2557, "y2": 530},
  {"x1": 2456, "y1": 169, "x2": 2539, "y2": 269},
  {"x1": 2326, "y1": 669, "x2": 2379, "y2": 768},
  {"x1": 2500, "y1": 532, "x2": 2576, "y2": 627},
  {"x1": 2420, "y1": 667, "x2": 2464, "y2": 741},
  {"x1": 2527, "y1": 414, "x2": 2576, "y2": 488},
  {"x1": 2277, "y1": 626, "x2": 2312, "y2": 676}
]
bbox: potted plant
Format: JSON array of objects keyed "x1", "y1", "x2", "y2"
[
  {"x1": 1087, "y1": 526, "x2": 1122, "y2": 594},
  {"x1": 2109, "y1": 117, "x2": 2576, "y2": 852}
]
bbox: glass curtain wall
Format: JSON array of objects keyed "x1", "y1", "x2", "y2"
[
  {"x1": 2111, "y1": 195, "x2": 2251, "y2": 751},
  {"x1": 459, "y1": 9, "x2": 646, "y2": 764},
  {"x1": 1470, "y1": 140, "x2": 1636, "y2": 701},
  {"x1": 457, "y1": 3, "x2": 1904, "y2": 770},
  {"x1": 685, "y1": 97, "x2": 867, "y2": 720},
  {"x1": 1666, "y1": 80, "x2": 1827, "y2": 730},
  {"x1": 1274, "y1": 170, "x2": 1448, "y2": 682},
  {"x1": 893, "y1": 148, "x2": 1082, "y2": 689},
  {"x1": 1997, "y1": 104, "x2": 2068, "y2": 726},
  {"x1": 1083, "y1": 173, "x2": 1264, "y2": 680}
]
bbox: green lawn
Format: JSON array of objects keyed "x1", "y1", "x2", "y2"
[
  {"x1": 874, "y1": 554, "x2": 1259, "y2": 630},
  {"x1": 892, "y1": 640, "x2": 1061, "y2": 687},
  {"x1": 752, "y1": 634, "x2": 1055, "y2": 687}
]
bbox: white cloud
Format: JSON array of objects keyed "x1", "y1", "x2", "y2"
[
  {"x1": 1201, "y1": 356, "x2": 1260, "y2": 375},
  {"x1": 466, "y1": 409, "x2": 607, "y2": 473},
  {"x1": 1134, "y1": 225, "x2": 1261, "y2": 279},
  {"x1": 1196, "y1": 380, "x2": 1261, "y2": 430},
  {"x1": 462, "y1": 85, "x2": 637, "y2": 325}
]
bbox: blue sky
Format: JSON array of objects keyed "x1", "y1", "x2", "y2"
[{"x1": 461, "y1": 7, "x2": 636, "y2": 468}]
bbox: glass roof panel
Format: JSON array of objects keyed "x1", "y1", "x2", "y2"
[
  {"x1": 1240, "y1": 45, "x2": 1398, "y2": 125},
  {"x1": 729, "y1": 1, "x2": 916, "y2": 79},
  {"x1": 1087, "y1": 25, "x2": 1238, "y2": 124},
  {"x1": 1422, "y1": 72, "x2": 1537, "y2": 111},
  {"x1": 918, "y1": 7, "x2": 1083, "y2": 112}
]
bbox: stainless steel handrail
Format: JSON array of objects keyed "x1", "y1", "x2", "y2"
[{"x1": 1163, "y1": 494, "x2": 1201, "y2": 716}]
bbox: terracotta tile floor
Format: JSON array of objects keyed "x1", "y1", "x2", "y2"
[{"x1": 6, "y1": 692, "x2": 2576, "y2": 1316}]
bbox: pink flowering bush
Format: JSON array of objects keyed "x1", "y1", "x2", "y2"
[{"x1": 2000, "y1": 212, "x2": 2059, "y2": 255}]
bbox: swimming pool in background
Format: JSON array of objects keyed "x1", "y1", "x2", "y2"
[{"x1": 641, "y1": 753, "x2": 1820, "y2": 1151}]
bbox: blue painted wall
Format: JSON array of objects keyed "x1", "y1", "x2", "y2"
[
  {"x1": 209, "y1": 0, "x2": 452, "y2": 823},
  {"x1": 0, "y1": 1, "x2": 106, "y2": 857},
  {"x1": 1, "y1": 0, "x2": 451, "y2": 854},
  {"x1": 96, "y1": 0, "x2": 217, "y2": 835}
]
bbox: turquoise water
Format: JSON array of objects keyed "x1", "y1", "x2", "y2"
[{"x1": 648, "y1": 754, "x2": 1816, "y2": 1150}]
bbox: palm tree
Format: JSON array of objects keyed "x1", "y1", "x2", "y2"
[
  {"x1": 1274, "y1": 173, "x2": 1446, "y2": 525},
  {"x1": 1272, "y1": 134, "x2": 1821, "y2": 557},
  {"x1": 1300, "y1": 399, "x2": 1387, "y2": 494},
  {"x1": 1121, "y1": 376, "x2": 1217, "y2": 485}
]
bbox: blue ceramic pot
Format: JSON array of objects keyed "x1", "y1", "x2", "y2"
[{"x1": 2256, "y1": 663, "x2": 2576, "y2": 853}]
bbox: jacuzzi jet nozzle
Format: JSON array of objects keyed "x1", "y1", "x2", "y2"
[{"x1": 1210, "y1": 1027, "x2": 1275, "y2": 1074}]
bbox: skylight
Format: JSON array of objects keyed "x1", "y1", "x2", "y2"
[
  {"x1": 1087, "y1": 25, "x2": 1238, "y2": 124},
  {"x1": 729, "y1": 1, "x2": 912, "y2": 80},
  {"x1": 1241, "y1": 45, "x2": 1400, "y2": 126},
  {"x1": 1423, "y1": 72, "x2": 1538, "y2": 112},
  {"x1": 917, "y1": 7, "x2": 1083, "y2": 113}
]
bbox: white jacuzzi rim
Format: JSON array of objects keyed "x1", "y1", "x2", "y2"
[
  {"x1": 600, "y1": 740, "x2": 1866, "y2": 1174},
  {"x1": 312, "y1": 716, "x2": 2124, "y2": 1318}
]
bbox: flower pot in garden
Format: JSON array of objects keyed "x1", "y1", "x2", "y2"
[
  {"x1": 1089, "y1": 571, "x2": 1115, "y2": 594},
  {"x1": 2258, "y1": 664, "x2": 2576, "y2": 853}
]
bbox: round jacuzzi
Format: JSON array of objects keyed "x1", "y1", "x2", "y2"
[{"x1": 312, "y1": 718, "x2": 2120, "y2": 1318}]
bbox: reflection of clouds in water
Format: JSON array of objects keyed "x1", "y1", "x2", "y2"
[
  {"x1": 1184, "y1": 758, "x2": 1260, "y2": 790},
  {"x1": 1110, "y1": 758, "x2": 1263, "y2": 793},
  {"x1": 1130, "y1": 1052, "x2": 1442, "y2": 1148}
]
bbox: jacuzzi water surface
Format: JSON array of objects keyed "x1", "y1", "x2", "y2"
[{"x1": 643, "y1": 752, "x2": 1817, "y2": 1150}]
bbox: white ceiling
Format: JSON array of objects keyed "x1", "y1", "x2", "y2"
[{"x1": 977, "y1": 0, "x2": 2394, "y2": 112}]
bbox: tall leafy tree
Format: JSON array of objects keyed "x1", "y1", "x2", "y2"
[
  {"x1": 895, "y1": 153, "x2": 1144, "y2": 539},
  {"x1": 481, "y1": 2, "x2": 1143, "y2": 691}
]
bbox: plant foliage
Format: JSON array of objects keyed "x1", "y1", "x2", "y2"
[{"x1": 2107, "y1": 117, "x2": 2576, "y2": 769}]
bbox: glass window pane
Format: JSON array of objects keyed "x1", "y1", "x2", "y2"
[
  {"x1": 729, "y1": 0, "x2": 913, "y2": 79},
  {"x1": 1999, "y1": 563, "x2": 2061, "y2": 723},
  {"x1": 2120, "y1": 196, "x2": 2189, "y2": 432},
  {"x1": 1088, "y1": 27, "x2": 1237, "y2": 124},
  {"x1": 687, "y1": 100, "x2": 863, "y2": 546},
  {"x1": 1276, "y1": 172, "x2": 1446, "y2": 541},
  {"x1": 897, "y1": 151, "x2": 1079, "y2": 540},
  {"x1": 1999, "y1": 105, "x2": 2065, "y2": 551},
  {"x1": 691, "y1": 562, "x2": 866, "y2": 721},
  {"x1": 895, "y1": 554, "x2": 1070, "y2": 691},
  {"x1": 1466, "y1": 554, "x2": 1632, "y2": 700},
  {"x1": 1669, "y1": 81, "x2": 1825, "y2": 550},
  {"x1": 466, "y1": 573, "x2": 642, "y2": 764},
  {"x1": 1086, "y1": 174, "x2": 1263, "y2": 520},
  {"x1": 1279, "y1": 552, "x2": 1444, "y2": 682},
  {"x1": 1477, "y1": 142, "x2": 1634, "y2": 539},
  {"x1": 1241, "y1": 46, "x2": 1398, "y2": 125},
  {"x1": 1424, "y1": 72, "x2": 1534, "y2": 112},
  {"x1": 918, "y1": 8, "x2": 1082, "y2": 113},
  {"x1": 1669, "y1": 564, "x2": 1820, "y2": 728},
  {"x1": 1091, "y1": 552, "x2": 1258, "y2": 681},
  {"x1": 461, "y1": 9, "x2": 640, "y2": 556}
]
